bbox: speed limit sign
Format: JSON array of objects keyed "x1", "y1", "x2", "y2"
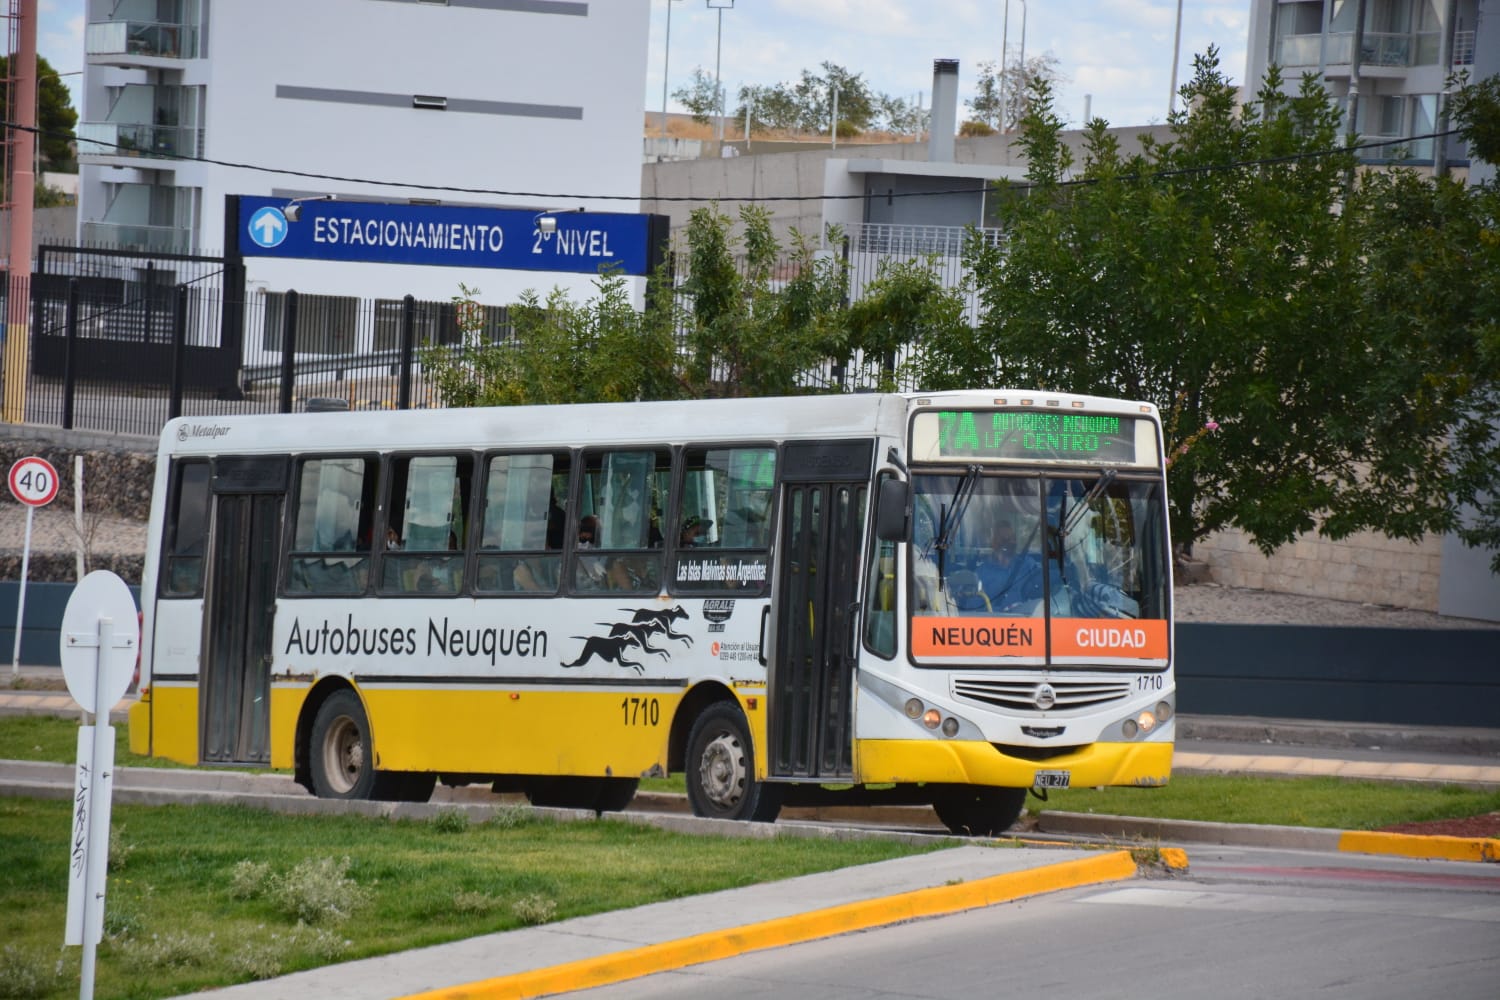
[{"x1": 8, "y1": 456, "x2": 60, "y2": 507}]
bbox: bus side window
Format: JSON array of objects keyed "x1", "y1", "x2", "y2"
[
  {"x1": 286, "y1": 456, "x2": 378, "y2": 595},
  {"x1": 671, "y1": 445, "x2": 776, "y2": 595},
  {"x1": 475, "y1": 451, "x2": 568, "y2": 595},
  {"x1": 161, "y1": 460, "x2": 210, "y2": 597},
  {"x1": 864, "y1": 525, "x2": 897, "y2": 658},
  {"x1": 572, "y1": 448, "x2": 669, "y2": 595},
  {"x1": 379, "y1": 454, "x2": 472, "y2": 596}
]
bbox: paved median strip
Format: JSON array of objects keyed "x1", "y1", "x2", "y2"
[{"x1": 399, "y1": 850, "x2": 1142, "y2": 1000}]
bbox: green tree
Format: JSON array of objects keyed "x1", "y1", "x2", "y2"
[
  {"x1": 965, "y1": 54, "x2": 1064, "y2": 133},
  {"x1": 0, "y1": 55, "x2": 78, "y2": 172},
  {"x1": 679, "y1": 204, "x2": 848, "y2": 396},
  {"x1": 673, "y1": 67, "x2": 722, "y2": 126},
  {"x1": 847, "y1": 256, "x2": 970, "y2": 391},
  {"x1": 422, "y1": 273, "x2": 680, "y2": 407},
  {"x1": 942, "y1": 48, "x2": 1499, "y2": 560}
]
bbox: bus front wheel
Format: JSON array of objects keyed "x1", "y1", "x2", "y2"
[
  {"x1": 930, "y1": 784, "x2": 1028, "y2": 837},
  {"x1": 685, "y1": 703, "x2": 782, "y2": 823}
]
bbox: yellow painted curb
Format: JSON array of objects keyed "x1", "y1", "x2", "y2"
[
  {"x1": 1159, "y1": 847, "x2": 1190, "y2": 870},
  {"x1": 1337, "y1": 830, "x2": 1499, "y2": 863},
  {"x1": 401, "y1": 850, "x2": 1139, "y2": 1000}
]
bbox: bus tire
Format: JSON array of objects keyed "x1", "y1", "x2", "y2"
[
  {"x1": 525, "y1": 776, "x2": 638, "y2": 814},
  {"x1": 309, "y1": 690, "x2": 378, "y2": 800},
  {"x1": 930, "y1": 784, "x2": 1028, "y2": 837},
  {"x1": 685, "y1": 703, "x2": 782, "y2": 823},
  {"x1": 594, "y1": 777, "x2": 639, "y2": 814}
]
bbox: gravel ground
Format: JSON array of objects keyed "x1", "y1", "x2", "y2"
[{"x1": 4, "y1": 506, "x2": 1497, "y2": 629}]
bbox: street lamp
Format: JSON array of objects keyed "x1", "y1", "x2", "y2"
[
  {"x1": 1018, "y1": 0, "x2": 1027, "y2": 96},
  {"x1": 707, "y1": 0, "x2": 735, "y2": 143},
  {"x1": 660, "y1": 0, "x2": 683, "y2": 137}
]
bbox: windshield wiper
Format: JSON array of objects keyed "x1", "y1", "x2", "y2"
[
  {"x1": 933, "y1": 464, "x2": 981, "y2": 592},
  {"x1": 1059, "y1": 469, "x2": 1117, "y2": 539}
]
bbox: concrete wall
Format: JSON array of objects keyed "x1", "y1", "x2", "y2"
[{"x1": 1194, "y1": 527, "x2": 1445, "y2": 614}]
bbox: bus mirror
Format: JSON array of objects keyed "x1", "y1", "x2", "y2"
[{"x1": 875, "y1": 479, "x2": 910, "y2": 542}]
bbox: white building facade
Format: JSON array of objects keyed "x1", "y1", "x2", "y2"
[
  {"x1": 77, "y1": 0, "x2": 651, "y2": 308},
  {"x1": 1244, "y1": 0, "x2": 1489, "y2": 165}
]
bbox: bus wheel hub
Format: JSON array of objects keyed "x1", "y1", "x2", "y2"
[{"x1": 700, "y1": 733, "x2": 744, "y2": 807}]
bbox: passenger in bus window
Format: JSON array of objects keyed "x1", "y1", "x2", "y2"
[
  {"x1": 578, "y1": 515, "x2": 600, "y2": 548},
  {"x1": 679, "y1": 515, "x2": 710, "y2": 547},
  {"x1": 386, "y1": 527, "x2": 402, "y2": 550},
  {"x1": 514, "y1": 558, "x2": 549, "y2": 592},
  {"x1": 604, "y1": 556, "x2": 637, "y2": 591}
]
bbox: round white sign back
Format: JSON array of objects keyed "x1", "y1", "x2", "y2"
[{"x1": 59, "y1": 571, "x2": 139, "y2": 716}]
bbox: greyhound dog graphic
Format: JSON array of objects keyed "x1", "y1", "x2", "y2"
[
  {"x1": 601, "y1": 620, "x2": 673, "y2": 657},
  {"x1": 561, "y1": 633, "x2": 648, "y2": 674},
  {"x1": 626, "y1": 605, "x2": 693, "y2": 647}
]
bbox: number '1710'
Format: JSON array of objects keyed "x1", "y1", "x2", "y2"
[{"x1": 621, "y1": 697, "x2": 660, "y2": 726}]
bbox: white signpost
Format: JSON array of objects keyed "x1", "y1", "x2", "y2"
[
  {"x1": 8, "y1": 455, "x2": 59, "y2": 679},
  {"x1": 59, "y1": 571, "x2": 139, "y2": 1000}
]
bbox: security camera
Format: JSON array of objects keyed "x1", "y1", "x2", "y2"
[
  {"x1": 537, "y1": 215, "x2": 557, "y2": 235},
  {"x1": 284, "y1": 203, "x2": 302, "y2": 222}
]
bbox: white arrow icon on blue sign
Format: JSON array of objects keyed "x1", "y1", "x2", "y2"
[{"x1": 248, "y1": 206, "x2": 289, "y2": 248}]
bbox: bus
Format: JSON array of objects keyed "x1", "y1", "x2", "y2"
[{"x1": 130, "y1": 389, "x2": 1174, "y2": 835}]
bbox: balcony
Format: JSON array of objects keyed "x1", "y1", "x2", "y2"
[
  {"x1": 1277, "y1": 31, "x2": 1442, "y2": 70},
  {"x1": 77, "y1": 122, "x2": 201, "y2": 162},
  {"x1": 82, "y1": 221, "x2": 192, "y2": 254},
  {"x1": 85, "y1": 19, "x2": 198, "y2": 63}
]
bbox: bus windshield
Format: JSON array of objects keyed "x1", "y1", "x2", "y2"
[{"x1": 910, "y1": 470, "x2": 1169, "y2": 662}]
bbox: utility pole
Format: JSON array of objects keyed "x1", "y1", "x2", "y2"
[{"x1": 2, "y1": 0, "x2": 38, "y2": 424}]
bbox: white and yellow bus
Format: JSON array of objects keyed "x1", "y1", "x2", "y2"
[{"x1": 131, "y1": 389, "x2": 1175, "y2": 834}]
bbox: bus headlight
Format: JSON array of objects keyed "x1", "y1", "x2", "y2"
[
  {"x1": 941, "y1": 717, "x2": 960, "y2": 738},
  {"x1": 1136, "y1": 710, "x2": 1157, "y2": 733},
  {"x1": 1156, "y1": 701, "x2": 1173, "y2": 723},
  {"x1": 904, "y1": 698, "x2": 924, "y2": 719},
  {"x1": 922, "y1": 709, "x2": 942, "y2": 730},
  {"x1": 1122, "y1": 718, "x2": 1139, "y2": 739}
]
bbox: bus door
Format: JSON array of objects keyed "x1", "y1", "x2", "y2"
[
  {"x1": 200, "y1": 456, "x2": 288, "y2": 765},
  {"x1": 769, "y1": 440, "x2": 873, "y2": 781}
]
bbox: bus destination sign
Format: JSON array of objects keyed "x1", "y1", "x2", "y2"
[{"x1": 917, "y1": 410, "x2": 1144, "y2": 464}]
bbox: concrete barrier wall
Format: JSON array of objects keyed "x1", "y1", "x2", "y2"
[
  {"x1": 0, "y1": 581, "x2": 142, "y2": 668},
  {"x1": 1175, "y1": 623, "x2": 1500, "y2": 728},
  {"x1": 4, "y1": 581, "x2": 1495, "y2": 729}
]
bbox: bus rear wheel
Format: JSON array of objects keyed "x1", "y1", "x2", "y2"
[
  {"x1": 685, "y1": 703, "x2": 781, "y2": 823},
  {"x1": 931, "y1": 784, "x2": 1028, "y2": 837},
  {"x1": 309, "y1": 690, "x2": 430, "y2": 801}
]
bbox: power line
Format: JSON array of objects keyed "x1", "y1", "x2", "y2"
[{"x1": 3, "y1": 120, "x2": 1464, "y2": 205}]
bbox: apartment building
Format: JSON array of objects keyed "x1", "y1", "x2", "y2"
[
  {"x1": 76, "y1": 0, "x2": 650, "y2": 304},
  {"x1": 1245, "y1": 0, "x2": 1493, "y2": 165}
]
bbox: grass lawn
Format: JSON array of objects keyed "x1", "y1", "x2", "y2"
[{"x1": 0, "y1": 797, "x2": 944, "y2": 1000}]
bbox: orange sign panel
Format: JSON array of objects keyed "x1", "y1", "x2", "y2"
[
  {"x1": 1051, "y1": 619, "x2": 1169, "y2": 659},
  {"x1": 912, "y1": 618, "x2": 1043, "y2": 657},
  {"x1": 912, "y1": 617, "x2": 1168, "y2": 659}
]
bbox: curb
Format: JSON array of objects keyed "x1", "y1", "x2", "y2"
[
  {"x1": 397, "y1": 850, "x2": 1142, "y2": 1000},
  {"x1": 1035, "y1": 811, "x2": 1499, "y2": 864}
]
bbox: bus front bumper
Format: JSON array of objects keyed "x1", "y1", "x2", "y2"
[{"x1": 856, "y1": 738, "x2": 1173, "y2": 789}]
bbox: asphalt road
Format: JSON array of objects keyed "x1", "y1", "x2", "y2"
[{"x1": 569, "y1": 843, "x2": 1500, "y2": 1000}]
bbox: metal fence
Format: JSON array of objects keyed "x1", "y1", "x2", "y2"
[{"x1": 2, "y1": 226, "x2": 990, "y2": 439}]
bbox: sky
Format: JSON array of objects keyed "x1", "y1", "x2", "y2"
[
  {"x1": 38, "y1": 0, "x2": 1251, "y2": 130},
  {"x1": 645, "y1": 1, "x2": 1252, "y2": 130}
]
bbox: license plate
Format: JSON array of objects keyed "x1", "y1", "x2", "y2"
[{"x1": 1033, "y1": 770, "x2": 1071, "y2": 789}]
